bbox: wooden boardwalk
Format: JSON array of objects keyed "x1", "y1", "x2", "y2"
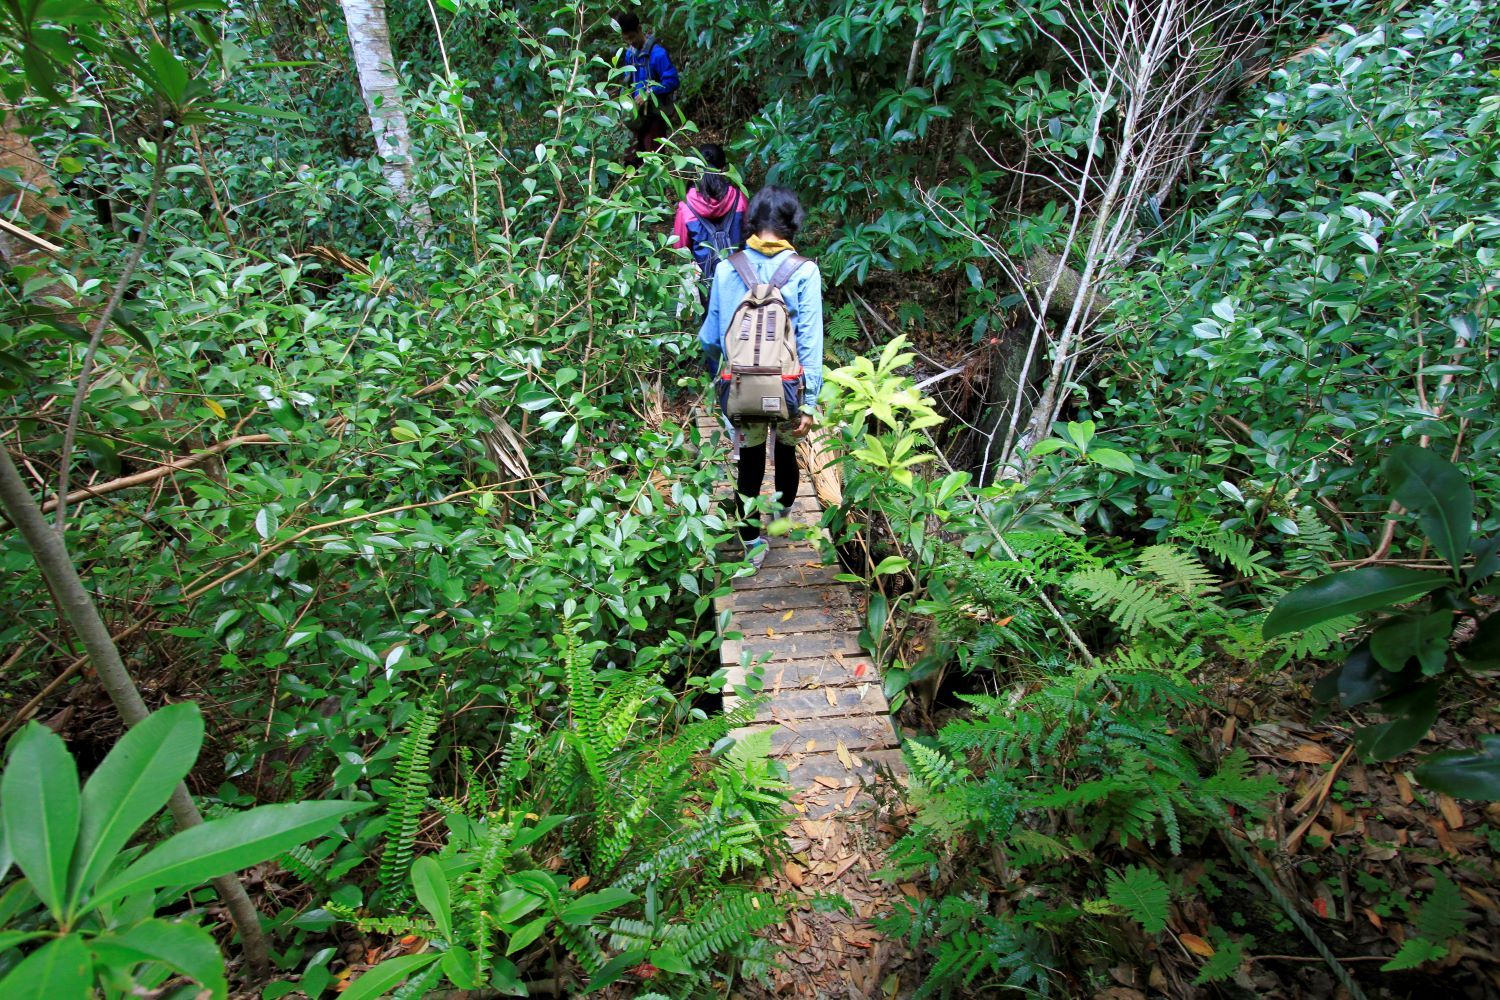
[{"x1": 691, "y1": 408, "x2": 904, "y2": 817}]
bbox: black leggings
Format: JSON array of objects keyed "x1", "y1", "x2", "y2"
[{"x1": 732, "y1": 434, "x2": 799, "y2": 543}]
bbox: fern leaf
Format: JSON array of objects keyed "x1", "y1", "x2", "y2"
[
  {"x1": 379, "y1": 687, "x2": 442, "y2": 903},
  {"x1": 1138, "y1": 545, "x2": 1220, "y2": 597},
  {"x1": 1067, "y1": 568, "x2": 1184, "y2": 637},
  {"x1": 1381, "y1": 936, "x2": 1448, "y2": 971},
  {"x1": 1414, "y1": 869, "x2": 1469, "y2": 942},
  {"x1": 1105, "y1": 865, "x2": 1170, "y2": 933}
]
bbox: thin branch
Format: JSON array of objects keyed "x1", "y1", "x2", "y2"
[{"x1": 54, "y1": 135, "x2": 171, "y2": 536}]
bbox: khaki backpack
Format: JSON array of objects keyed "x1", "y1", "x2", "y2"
[{"x1": 717, "y1": 251, "x2": 810, "y2": 425}]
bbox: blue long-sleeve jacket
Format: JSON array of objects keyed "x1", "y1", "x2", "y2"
[
  {"x1": 626, "y1": 40, "x2": 679, "y2": 100},
  {"x1": 699, "y1": 249, "x2": 824, "y2": 415}
]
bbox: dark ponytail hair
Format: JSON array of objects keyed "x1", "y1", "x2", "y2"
[
  {"x1": 696, "y1": 144, "x2": 729, "y2": 202},
  {"x1": 746, "y1": 185, "x2": 805, "y2": 240}
]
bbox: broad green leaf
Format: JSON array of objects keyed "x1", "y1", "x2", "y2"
[
  {"x1": 505, "y1": 913, "x2": 549, "y2": 955},
  {"x1": 1414, "y1": 735, "x2": 1500, "y2": 801},
  {"x1": 1, "y1": 724, "x2": 80, "y2": 918},
  {"x1": 492, "y1": 887, "x2": 544, "y2": 925},
  {"x1": 411, "y1": 856, "x2": 452, "y2": 941},
  {"x1": 1322, "y1": 645, "x2": 1422, "y2": 709},
  {"x1": 1352, "y1": 685, "x2": 1439, "y2": 761},
  {"x1": 91, "y1": 919, "x2": 226, "y2": 1000},
  {"x1": 0, "y1": 931, "x2": 47, "y2": 953},
  {"x1": 1088, "y1": 447, "x2": 1134, "y2": 473},
  {"x1": 71, "y1": 703, "x2": 202, "y2": 900},
  {"x1": 1065, "y1": 420, "x2": 1095, "y2": 451},
  {"x1": 0, "y1": 934, "x2": 92, "y2": 998},
  {"x1": 872, "y1": 556, "x2": 909, "y2": 576},
  {"x1": 1029, "y1": 438, "x2": 1070, "y2": 457},
  {"x1": 1384, "y1": 445, "x2": 1472, "y2": 570},
  {"x1": 96, "y1": 800, "x2": 368, "y2": 906},
  {"x1": 650, "y1": 946, "x2": 693, "y2": 974},
  {"x1": 339, "y1": 952, "x2": 440, "y2": 1000},
  {"x1": 585, "y1": 947, "x2": 647, "y2": 993},
  {"x1": 1262, "y1": 567, "x2": 1445, "y2": 638},
  {"x1": 141, "y1": 43, "x2": 190, "y2": 105},
  {"x1": 440, "y1": 946, "x2": 480, "y2": 988},
  {"x1": 560, "y1": 886, "x2": 635, "y2": 925},
  {"x1": 1369, "y1": 612, "x2": 1452, "y2": 676}
]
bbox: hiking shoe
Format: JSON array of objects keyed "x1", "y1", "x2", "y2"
[{"x1": 744, "y1": 537, "x2": 770, "y2": 573}]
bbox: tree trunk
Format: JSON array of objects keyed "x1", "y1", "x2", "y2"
[
  {"x1": 0, "y1": 445, "x2": 271, "y2": 978},
  {"x1": 338, "y1": 0, "x2": 424, "y2": 222}
]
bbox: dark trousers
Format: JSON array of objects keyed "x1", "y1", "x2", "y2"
[
  {"x1": 732, "y1": 433, "x2": 799, "y2": 543},
  {"x1": 625, "y1": 111, "x2": 667, "y2": 167}
]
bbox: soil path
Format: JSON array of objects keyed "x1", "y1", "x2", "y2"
[{"x1": 692, "y1": 408, "x2": 915, "y2": 998}]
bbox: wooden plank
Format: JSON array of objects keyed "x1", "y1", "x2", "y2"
[
  {"x1": 786, "y1": 748, "x2": 907, "y2": 786},
  {"x1": 733, "y1": 717, "x2": 899, "y2": 757},
  {"x1": 731, "y1": 563, "x2": 843, "y2": 591},
  {"x1": 758, "y1": 545, "x2": 834, "y2": 570},
  {"x1": 727, "y1": 631, "x2": 864, "y2": 662},
  {"x1": 738, "y1": 606, "x2": 859, "y2": 636},
  {"x1": 753, "y1": 684, "x2": 889, "y2": 722},
  {"x1": 722, "y1": 586, "x2": 850, "y2": 612},
  {"x1": 724, "y1": 657, "x2": 877, "y2": 698},
  {"x1": 752, "y1": 655, "x2": 878, "y2": 690}
]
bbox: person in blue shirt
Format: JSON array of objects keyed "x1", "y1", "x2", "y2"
[
  {"x1": 700, "y1": 186, "x2": 824, "y2": 571},
  {"x1": 614, "y1": 11, "x2": 679, "y2": 166}
]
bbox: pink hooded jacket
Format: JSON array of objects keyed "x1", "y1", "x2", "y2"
[{"x1": 672, "y1": 185, "x2": 748, "y2": 251}]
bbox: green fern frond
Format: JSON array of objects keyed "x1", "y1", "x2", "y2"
[
  {"x1": 1104, "y1": 865, "x2": 1170, "y2": 933},
  {"x1": 678, "y1": 891, "x2": 783, "y2": 964},
  {"x1": 1177, "y1": 525, "x2": 1272, "y2": 580},
  {"x1": 1067, "y1": 568, "x2": 1184, "y2": 637},
  {"x1": 1137, "y1": 544, "x2": 1219, "y2": 597},
  {"x1": 906, "y1": 741, "x2": 968, "y2": 791},
  {"x1": 379, "y1": 686, "x2": 443, "y2": 903},
  {"x1": 1008, "y1": 830, "x2": 1078, "y2": 867},
  {"x1": 326, "y1": 901, "x2": 436, "y2": 937}
]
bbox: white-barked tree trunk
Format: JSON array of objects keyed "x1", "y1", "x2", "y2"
[{"x1": 339, "y1": 0, "x2": 425, "y2": 224}]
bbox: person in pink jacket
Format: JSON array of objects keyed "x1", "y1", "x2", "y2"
[{"x1": 672, "y1": 144, "x2": 747, "y2": 309}]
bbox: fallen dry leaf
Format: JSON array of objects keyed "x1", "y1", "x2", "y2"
[
  {"x1": 784, "y1": 861, "x2": 806, "y2": 887},
  {"x1": 1284, "y1": 742, "x2": 1335, "y2": 765},
  {"x1": 1179, "y1": 933, "x2": 1215, "y2": 958},
  {"x1": 1394, "y1": 772, "x2": 1415, "y2": 804},
  {"x1": 569, "y1": 875, "x2": 591, "y2": 891},
  {"x1": 826, "y1": 687, "x2": 838, "y2": 707},
  {"x1": 782, "y1": 609, "x2": 795, "y2": 621},
  {"x1": 837, "y1": 741, "x2": 855, "y2": 770},
  {"x1": 806, "y1": 738, "x2": 817, "y2": 752},
  {"x1": 1439, "y1": 794, "x2": 1464, "y2": 830}
]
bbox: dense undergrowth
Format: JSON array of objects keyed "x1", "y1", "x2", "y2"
[{"x1": 0, "y1": 0, "x2": 1496, "y2": 996}]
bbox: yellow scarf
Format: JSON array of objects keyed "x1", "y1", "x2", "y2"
[{"x1": 747, "y1": 235, "x2": 795, "y2": 255}]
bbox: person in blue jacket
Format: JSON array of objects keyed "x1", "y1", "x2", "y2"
[
  {"x1": 700, "y1": 186, "x2": 824, "y2": 571},
  {"x1": 614, "y1": 11, "x2": 679, "y2": 166}
]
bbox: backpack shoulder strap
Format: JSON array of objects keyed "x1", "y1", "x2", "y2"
[
  {"x1": 769, "y1": 253, "x2": 811, "y2": 289},
  {"x1": 727, "y1": 251, "x2": 757, "y2": 289}
]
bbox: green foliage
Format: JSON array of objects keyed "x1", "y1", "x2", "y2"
[
  {"x1": 1266, "y1": 448, "x2": 1498, "y2": 788},
  {"x1": 1104, "y1": 866, "x2": 1171, "y2": 934},
  {"x1": 0, "y1": 709, "x2": 364, "y2": 997},
  {"x1": 1381, "y1": 870, "x2": 1471, "y2": 971},
  {"x1": 1095, "y1": 0, "x2": 1499, "y2": 557},
  {"x1": 881, "y1": 894, "x2": 1057, "y2": 999},
  {"x1": 378, "y1": 687, "x2": 443, "y2": 904}
]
